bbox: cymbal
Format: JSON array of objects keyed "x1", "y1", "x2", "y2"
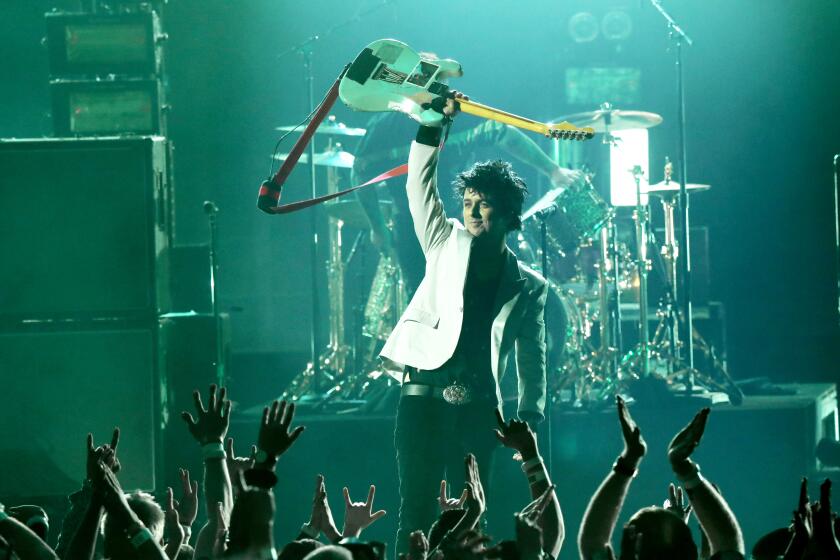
[
  {"x1": 275, "y1": 121, "x2": 366, "y2": 137},
  {"x1": 554, "y1": 109, "x2": 663, "y2": 133},
  {"x1": 647, "y1": 180, "x2": 710, "y2": 194},
  {"x1": 324, "y1": 199, "x2": 393, "y2": 228},
  {"x1": 272, "y1": 149, "x2": 355, "y2": 169}
]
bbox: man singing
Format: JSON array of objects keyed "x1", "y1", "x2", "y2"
[{"x1": 379, "y1": 95, "x2": 548, "y2": 553}]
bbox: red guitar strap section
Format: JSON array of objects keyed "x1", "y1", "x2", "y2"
[
  {"x1": 257, "y1": 64, "x2": 348, "y2": 213},
  {"x1": 260, "y1": 164, "x2": 408, "y2": 215}
]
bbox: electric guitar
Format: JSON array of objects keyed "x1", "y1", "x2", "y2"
[{"x1": 339, "y1": 38, "x2": 595, "y2": 141}]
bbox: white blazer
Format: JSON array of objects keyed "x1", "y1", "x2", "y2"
[{"x1": 380, "y1": 140, "x2": 548, "y2": 419}]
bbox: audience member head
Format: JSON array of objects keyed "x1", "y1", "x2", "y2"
[
  {"x1": 619, "y1": 507, "x2": 697, "y2": 560},
  {"x1": 278, "y1": 539, "x2": 323, "y2": 560},
  {"x1": 751, "y1": 527, "x2": 791, "y2": 560},
  {"x1": 428, "y1": 508, "x2": 467, "y2": 550},
  {"x1": 302, "y1": 544, "x2": 354, "y2": 560},
  {"x1": 102, "y1": 491, "x2": 164, "y2": 559}
]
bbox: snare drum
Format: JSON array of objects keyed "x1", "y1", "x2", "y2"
[{"x1": 550, "y1": 178, "x2": 612, "y2": 252}]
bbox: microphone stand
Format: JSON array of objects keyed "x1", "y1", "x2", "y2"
[
  {"x1": 277, "y1": 1, "x2": 393, "y2": 396},
  {"x1": 834, "y1": 154, "x2": 840, "y2": 324},
  {"x1": 649, "y1": 0, "x2": 696, "y2": 391},
  {"x1": 204, "y1": 201, "x2": 224, "y2": 385}
]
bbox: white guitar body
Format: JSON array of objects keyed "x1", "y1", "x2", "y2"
[{"x1": 339, "y1": 38, "x2": 463, "y2": 126}]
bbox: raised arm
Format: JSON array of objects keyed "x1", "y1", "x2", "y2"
[
  {"x1": 181, "y1": 384, "x2": 233, "y2": 560},
  {"x1": 406, "y1": 94, "x2": 464, "y2": 254},
  {"x1": 63, "y1": 429, "x2": 121, "y2": 560},
  {"x1": 495, "y1": 409, "x2": 564, "y2": 558},
  {"x1": 578, "y1": 396, "x2": 647, "y2": 560},
  {"x1": 667, "y1": 408, "x2": 744, "y2": 557}
]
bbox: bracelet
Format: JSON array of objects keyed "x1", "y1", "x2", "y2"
[
  {"x1": 202, "y1": 442, "x2": 226, "y2": 460},
  {"x1": 521, "y1": 456, "x2": 543, "y2": 472},
  {"x1": 130, "y1": 527, "x2": 153, "y2": 549},
  {"x1": 180, "y1": 524, "x2": 192, "y2": 541},
  {"x1": 612, "y1": 456, "x2": 638, "y2": 479}
]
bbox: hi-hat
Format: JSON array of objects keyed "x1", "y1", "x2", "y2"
[
  {"x1": 275, "y1": 121, "x2": 366, "y2": 137},
  {"x1": 554, "y1": 109, "x2": 663, "y2": 133},
  {"x1": 646, "y1": 180, "x2": 710, "y2": 194},
  {"x1": 272, "y1": 149, "x2": 355, "y2": 169}
]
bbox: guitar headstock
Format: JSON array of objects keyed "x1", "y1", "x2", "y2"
[{"x1": 547, "y1": 121, "x2": 596, "y2": 141}]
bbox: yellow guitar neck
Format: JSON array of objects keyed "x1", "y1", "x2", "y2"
[{"x1": 458, "y1": 99, "x2": 549, "y2": 136}]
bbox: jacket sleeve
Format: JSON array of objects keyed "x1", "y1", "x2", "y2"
[
  {"x1": 407, "y1": 125, "x2": 453, "y2": 254},
  {"x1": 515, "y1": 280, "x2": 548, "y2": 421}
]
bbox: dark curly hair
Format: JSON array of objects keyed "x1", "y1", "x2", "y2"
[{"x1": 453, "y1": 159, "x2": 528, "y2": 232}]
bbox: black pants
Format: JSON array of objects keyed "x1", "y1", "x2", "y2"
[{"x1": 393, "y1": 392, "x2": 500, "y2": 555}]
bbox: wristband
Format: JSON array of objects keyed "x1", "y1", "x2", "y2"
[
  {"x1": 527, "y1": 471, "x2": 547, "y2": 484},
  {"x1": 202, "y1": 442, "x2": 226, "y2": 460},
  {"x1": 521, "y1": 456, "x2": 543, "y2": 472},
  {"x1": 130, "y1": 527, "x2": 153, "y2": 549},
  {"x1": 612, "y1": 456, "x2": 638, "y2": 479},
  {"x1": 676, "y1": 463, "x2": 703, "y2": 490},
  {"x1": 0, "y1": 511, "x2": 7, "y2": 523}
]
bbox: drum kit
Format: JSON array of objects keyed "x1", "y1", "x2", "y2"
[{"x1": 273, "y1": 106, "x2": 741, "y2": 409}]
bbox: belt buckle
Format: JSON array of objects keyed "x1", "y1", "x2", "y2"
[{"x1": 442, "y1": 382, "x2": 472, "y2": 405}]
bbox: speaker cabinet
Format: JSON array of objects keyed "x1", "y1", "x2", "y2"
[
  {"x1": 0, "y1": 324, "x2": 161, "y2": 497},
  {"x1": 0, "y1": 136, "x2": 171, "y2": 321}
]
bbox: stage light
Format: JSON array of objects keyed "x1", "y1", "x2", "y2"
[
  {"x1": 568, "y1": 12, "x2": 599, "y2": 43},
  {"x1": 602, "y1": 10, "x2": 633, "y2": 41}
]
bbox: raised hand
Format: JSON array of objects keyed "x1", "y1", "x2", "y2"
[
  {"x1": 407, "y1": 530, "x2": 429, "y2": 560},
  {"x1": 616, "y1": 396, "x2": 646, "y2": 462},
  {"x1": 257, "y1": 400, "x2": 305, "y2": 461},
  {"x1": 439, "y1": 480, "x2": 468, "y2": 512},
  {"x1": 181, "y1": 385, "x2": 231, "y2": 445},
  {"x1": 809, "y1": 478, "x2": 840, "y2": 559},
  {"x1": 663, "y1": 483, "x2": 692, "y2": 523},
  {"x1": 226, "y1": 437, "x2": 256, "y2": 484},
  {"x1": 86, "y1": 428, "x2": 121, "y2": 482},
  {"x1": 307, "y1": 475, "x2": 341, "y2": 542},
  {"x1": 342, "y1": 485, "x2": 387, "y2": 538},
  {"x1": 463, "y1": 454, "x2": 486, "y2": 519},
  {"x1": 176, "y1": 468, "x2": 199, "y2": 528},
  {"x1": 667, "y1": 407, "x2": 709, "y2": 474},
  {"x1": 164, "y1": 487, "x2": 185, "y2": 552},
  {"x1": 494, "y1": 410, "x2": 538, "y2": 459}
]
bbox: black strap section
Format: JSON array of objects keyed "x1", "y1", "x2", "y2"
[{"x1": 416, "y1": 125, "x2": 443, "y2": 146}]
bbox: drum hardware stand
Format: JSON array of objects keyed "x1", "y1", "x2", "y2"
[
  {"x1": 631, "y1": 165, "x2": 651, "y2": 378},
  {"x1": 648, "y1": 0, "x2": 696, "y2": 388}
]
